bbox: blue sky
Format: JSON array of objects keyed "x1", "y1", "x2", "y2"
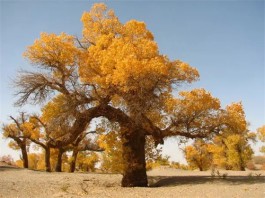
[{"x1": 0, "y1": 0, "x2": 264, "y2": 163}]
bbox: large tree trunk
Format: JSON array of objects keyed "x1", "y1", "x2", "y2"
[
  {"x1": 45, "y1": 147, "x2": 51, "y2": 172},
  {"x1": 55, "y1": 148, "x2": 64, "y2": 172},
  {"x1": 121, "y1": 130, "x2": 148, "y2": 187},
  {"x1": 70, "y1": 149, "x2": 78, "y2": 173},
  {"x1": 20, "y1": 144, "x2": 28, "y2": 168}
]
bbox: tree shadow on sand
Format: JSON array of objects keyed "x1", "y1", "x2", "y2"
[{"x1": 148, "y1": 175, "x2": 265, "y2": 187}]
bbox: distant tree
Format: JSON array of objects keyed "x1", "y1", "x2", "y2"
[
  {"x1": 69, "y1": 131, "x2": 103, "y2": 173},
  {"x1": 184, "y1": 139, "x2": 212, "y2": 171},
  {"x1": 2, "y1": 113, "x2": 31, "y2": 168},
  {"x1": 257, "y1": 125, "x2": 265, "y2": 154},
  {"x1": 75, "y1": 151, "x2": 99, "y2": 172},
  {"x1": 21, "y1": 96, "x2": 102, "y2": 172},
  {"x1": 208, "y1": 103, "x2": 254, "y2": 171}
]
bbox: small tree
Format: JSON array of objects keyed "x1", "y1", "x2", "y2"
[
  {"x1": 257, "y1": 125, "x2": 265, "y2": 154},
  {"x1": 208, "y1": 103, "x2": 254, "y2": 171},
  {"x1": 75, "y1": 152, "x2": 99, "y2": 172},
  {"x1": 2, "y1": 113, "x2": 31, "y2": 168},
  {"x1": 69, "y1": 131, "x2": 103, "y2": 173},
  {"x1": 184, "y1": 139, "x2": 212, "y2": 171}
]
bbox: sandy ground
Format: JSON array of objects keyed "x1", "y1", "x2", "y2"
[{"x1": 0, "y1": 163, "x2": 264, "y2": 198}]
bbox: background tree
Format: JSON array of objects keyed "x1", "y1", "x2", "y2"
[
  {"x1": 2, "y1": 113, "x2": 32, "y2": 168},
  {"x1": 257, "y1": 125, "x2": 265, "y2": 154},
  {"x1": 69, "y1": 131, "x2": 103, "y2": 173},
  {"x1": 208, "y1": 103, "x2": 254, "y2": 171},
  {"x1": 74, "y1": 151, "x2": 99, "y2": 172},
  {"x1": 184, "y1": 139, "x2": 212, "y2": 171}
]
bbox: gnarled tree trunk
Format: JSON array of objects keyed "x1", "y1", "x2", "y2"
[
  {"x1": 121, "y1": 129, "x2": 148, "y2": 187},
  {"x1": 45, "y1": 146, "x2": 51, "y2": 172},
  {"x1": 55, "y1": 148, "x2": 64, "y2": 172},
  {"x1": 20, "y1": 143, "x2": 28, "y2": 168},
  {"x1": 70, "y1": 149, "x2": 78, "y2": 173}
]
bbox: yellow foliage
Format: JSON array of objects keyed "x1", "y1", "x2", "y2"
[
  {"x1": 76, "y1": 152, "x2": 99, "y2": 172},
  {"x1": 24, "y1": 32, "x2": 78, "y2": 69},
  {"x1": 41, "y1": 94, "x2": 69, "y2": 123},
  {"x1": 164, "y1": 88, "x2": 222, "y2": 136},
  {"x1": 184, "y1": 139, "x2": 212, "y2": 171},
  {"x1": 15, "y1": 160, "x2": 23, "y2": 168},
  {"x1": 8, "y1": 141, "x2": 20, "y2": 150},
  {"x1": 257, "y1": 125, "x2": 265, "y2": 142},
  {"x1": 79, "y1": 3, "x2": 199, "y2": 113},
  {"x1": 98, "y1": 131, "x2": 124, "y2": 173},
  {"x1": 225, "y1": 102, "x2": 247, "y2": 133},
  {"x1": 209, "y1": 130, "x2": 253, "y2": 170}
]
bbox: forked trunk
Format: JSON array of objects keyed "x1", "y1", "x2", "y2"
[
  {"x1": 55, "y1": 148, "x2": 64, "y2": 172},
  {"x1": 45, "y1": 147, "x2": 51, "y2": 172},
  {"x1": 21, "y1": 144, "x2": 28, "y2": 168},
  {"x1": 70, "y1": 149, "x2": 78, "y2": 173},
  {"x1": 121, "y1": 129, "x2": 148, "y2": 187}
]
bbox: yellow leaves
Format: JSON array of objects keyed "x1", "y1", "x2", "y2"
[
  {"x1": 257, "y1": 125, "x2": 265, "y2": 142},
  {"x1": 172, "y1": 60, "x2": 200, "y2": 83},
  {"x1": 8, "y1": 141, "x2": 20, "y2": 150},
  {"x1": 21, "y1": 122, "x2": 37, "y2": 137},
  {"x1": 81, "y1": 3, "x2": 121, "y2": 44},
  {"x1": 209, "y1": 130, "x2": 253, "y2": 170},
  {"x1": 184, "y1": 139, "x2": 212, "y2": 170},
  {"x1": 76, "y1": 152, "x2": 99, "y2": 172},
  {"x1": 2, "y1": 124, "x2": 17, "y2": 138},
  {"x1": 41, "y1": 94, "x2": 67, "y2": 123},
  {"x1": 98, "y1": 131, "x2": 124, "y2": 173},
  {"x1": 123, "y1": 20, "x2": 154, "y2": 40},
  {"x1": 78, "y1": 3, "x2": 201, "y2": 113},
  {"x1": 225, "y1": 102, "x2": 247, "y2": 133},
  {"x1": 257, "y1": 125, "x2": 265, "y2": 154},
  {"x1": 24, "y1": 32, "x2": 78, "y2": 69},
  {"x1": 165, "y1": 88, "x2": 221, "y2": 124}
]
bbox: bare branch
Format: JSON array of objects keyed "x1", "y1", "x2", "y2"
[{"x1": 14, "y1": 71, "x2": 71, "y2": 106}]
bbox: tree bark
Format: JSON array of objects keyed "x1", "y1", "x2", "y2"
[
  {"x1": 237, "y1": 145, "x2": 245, "y2": 171},
  {"x1": 55, "y1": 148, "x2": 64, "y2": 172},
  {"x1": 20, "y1": 143, "x2": 28, "y2": 168},
  {"x1": 45, "y1": 147, "x2": 51, "y2": 172},
  {"x1": 70, "y1": 149, "x2": 79, "y2": 173},
  {"x1": 121, "y1": 129, "x2": 148, "y2": 187}
]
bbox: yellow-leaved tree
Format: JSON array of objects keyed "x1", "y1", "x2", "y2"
[
  {"x1": 13, "y1": 3, "x2": 247, "y2": 186},
  {"x1": 257, "y1": 125, "x2": 265, "y2": 154},
  {"x1": 208, "y1": 103, "x2": 254, "y2": 171},
  {"x1": 184, "y1": 139, "x2": 212, "y2": 171},
  {"x1": 2, "y1": 113, "x2": 35, "y2": 168}
]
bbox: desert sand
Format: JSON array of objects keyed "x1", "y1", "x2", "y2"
[{"x1": 0, "y1": 163, "x2": 264, "y2": 198}]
